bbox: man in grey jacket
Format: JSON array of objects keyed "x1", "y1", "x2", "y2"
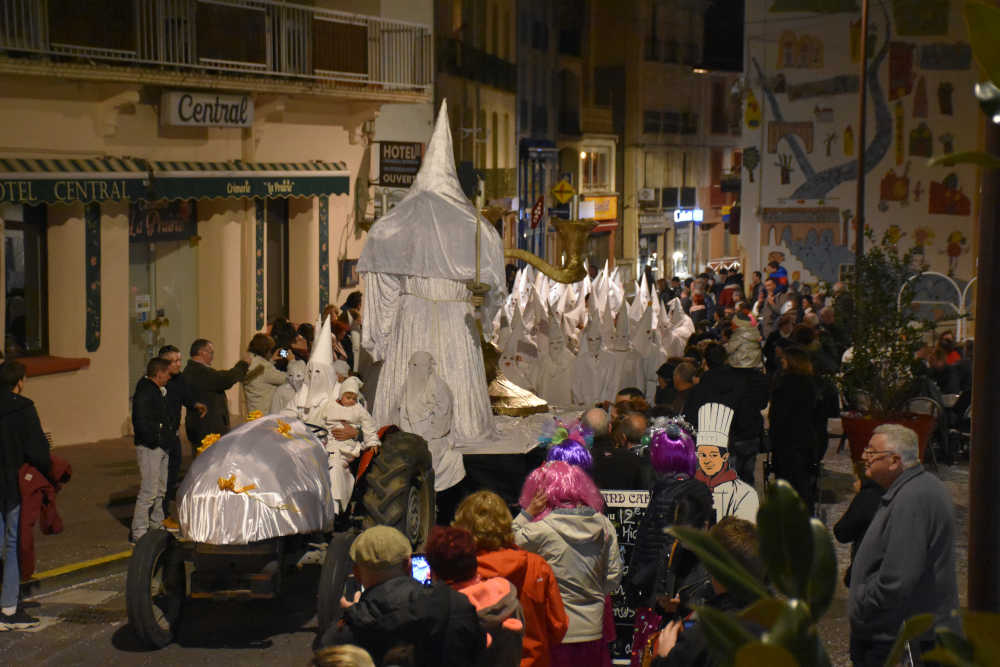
[{"x1": 848, "y1": 424, "x2": 958, "y2": 667}]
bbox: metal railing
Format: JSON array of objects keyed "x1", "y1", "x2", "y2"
[
  {"x1": 0, "y1": 0, "x2": 432, "y2": 91},
  {"x1": 437, "y1": 36, "x2": 516, "y2": 93}
]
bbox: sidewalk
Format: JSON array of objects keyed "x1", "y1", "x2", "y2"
[{"x1": 20, "y1": 436, "x2": 194, "y2": 593}]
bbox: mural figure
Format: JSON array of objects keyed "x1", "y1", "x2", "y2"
[
  {"x1": 752, "y1": 1, "x2": 892, "y2": 200},
  {"x1": 743, "y1": 146, "x2": 761, "y2": 183},
  {"x1": 928, "y1": 173, "x2": 971, "y2": 216},
  {"x1": 844, "y1": 125, "x2": 855, "y2": 156},
  {"x1": 894, "y1": 101, "x2": 905, "y2": 164},
  {"x1": 913, "y1": 76, "x2": 928, "y2": 117},
  {"x1": 912, "y1": 226, "x2": 934, "y2": 258},
  {"x1": 944, "y1": 231, "x2": 967, "y2": 277},
  {"x1": 879, "y1": 162, "x2": 911, "y2": 206},
  {"x1": 745, "y1": 89, "x2": 761, "y2": 129},
  {"x1": 939, "y1": 132, "x2": 955, "y2": 154},
  {"x1": 824, "y1": 132, "x2": 838, "y2": 157},
  {"x1": 777, "y1": 31, "x2": 825, "y2": 68},
  {"x1": 909, "y1": 123, "x2": 933, "y2": 157},
  {"x1": 776, "y1": 154, "x2": 795, "y2": 185},
  {"x1": 889, "y1": 42, "x2": 916, "y2": 100}
]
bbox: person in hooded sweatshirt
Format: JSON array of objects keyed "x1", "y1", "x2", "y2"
[
  {"x1": 426, "y1": 525, "x2": 525, "y2": 667},
  {"x1": 0, "y1": 361, "x2": 50, "y2": 629},
  {"x1": 513, "y1": 461, "x2": 623, "y2": 667},
  {"x1": 453, "y1": 491, "x2": 569, "y2": 667}
]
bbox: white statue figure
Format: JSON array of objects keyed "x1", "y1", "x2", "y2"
[
  {"x1": 632, "y1": 305, "x2": 666, "y2": 400},
  {"x1": 571, "y1": 313, "x2": 612, "y2": 406},
  {"x1": 537, "y1": 314, "x2": 576, "y2": 407},
  {"x1": 694, "y1": 403, "x2": 759, "y2": 524},
  {"x1": 395, "y1": 351, "x2": 464, "y2": 493},
  {"x1": 283, "y1": 316, "x2": 338, "y2": 422},
  {"x1": 498, "y1": 306, "x2": 539, "y2": 392},
  {"x1": 319, "y1": 376, "x2": 380, "y2": 513},
  {"x1": 331, "y1": 359, "x2": 351, "y2": 400},
  {"x1": 358, "y1": 101, "x2": 506, "y2": 447},
  {"x1": 269, "y1": 359, "x2": 306, "y2": 414}
]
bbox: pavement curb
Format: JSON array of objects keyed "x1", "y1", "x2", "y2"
[{"x1": 21, "y1": 550, "x2": 133, "y2": 600}]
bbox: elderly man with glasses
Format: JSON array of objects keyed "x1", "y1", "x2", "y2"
[{"x1": 847, "y1": 424, "x2": 959, "y2": 667}]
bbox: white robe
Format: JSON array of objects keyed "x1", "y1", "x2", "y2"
[
  {"x1": 572, "y1": 351, "x2": 614, "y2": 406},
  {"x1": 319, "y1": 400, "x2": 380, "y2": 513},
  {"x1": 398, "y1": 374, "x2": 464, "y2": 491},
  {"x1": 363, "y1": 274, "x2": 495, "y2": 446},
  {"x1": 537, "y1": 345, "x2": 576, "y2": 407}
]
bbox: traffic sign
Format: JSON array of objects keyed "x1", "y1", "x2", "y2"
[
  {"x1": 552, "y1": 179, "x2": 575, "y2": 205},
  {"x1": 530, "y1": 196, "x2": 544, "y2": 228}
]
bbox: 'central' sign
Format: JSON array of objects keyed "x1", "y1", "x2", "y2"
[{"x1": 161, "y1": 91, "x2": 254, "y2": 128}]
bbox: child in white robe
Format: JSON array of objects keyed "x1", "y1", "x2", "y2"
[{"x1": 319, "y1": 376, "x2": 379, "y2": 513}]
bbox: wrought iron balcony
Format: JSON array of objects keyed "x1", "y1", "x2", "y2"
[
  {"x1": 0, "y1": 0, "x2": 432, "y2": 95},
  {"x1": 437, "y1": 37, "x2": 516, "y2": 93}
]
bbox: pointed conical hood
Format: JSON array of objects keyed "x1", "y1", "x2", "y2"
[
  {"x1": 548, "y1": 312, "x2": 566, "y2": 347},
  {"x1": 615, "y1": 298, "x2": 631, "y2": 343},
  {"x1": 505, "y1": 304, "x2": 525, "y2": 356},
  {"x1": 601, "y1": 297, "x2": 615, "y2": 343},
  {"x1": 356, "y1": 100, "x2": 505, "y2": 302},
  {"x1": 628, "y1": 282, "x2": 644, "y2": 322},
  {"x1": 632, "y1": 303, "x2": 654, "y2": 354},
  {"x1": 608, "y1": 267, "x2": 625, "y2": 313},
  {"x1": 309, "y1": 316, "x2": 334, "y2": 369}
]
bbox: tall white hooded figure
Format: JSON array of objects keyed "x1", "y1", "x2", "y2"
[
  {"x1": 497, "y1": 306, "x2": 538, "y2": 392},
  {"x1": 694, "y1": 402, "x2": 759, "y2": 524},
  {"x1": 319, "y1": 376, "x2": 380, "y2": 513},
  {"x1": 571, "y1": 314, "x2": 611, "y2": 406},
  {"x1": 358, "y1": 101, "x2": 506, "y2": 447},
  {"x1": 537, "y1": 313, "x2": 576, "y2": 407},
  {"x1": 283, "y1": 316, "x2": 338, "y2": 422},
  {"x1": 661, "y1": 297, "x2": 695, "y2": 358},
  {"x1": 393, "y1": 351, "x2": 464, "y2": 492},
  {"x1": 632, "y1": 305, "x2": 666, "y2": 400},
  {"x1": 604, "y1": 300, "x2": 643, "y2": 399},
  {"x1": 269, "y1": 359, "x2": 307, "y2": 414}
]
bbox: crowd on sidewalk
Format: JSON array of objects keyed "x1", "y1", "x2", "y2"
[{"x1": 0, "y1": 264, "x2": 966, "y2": 664}]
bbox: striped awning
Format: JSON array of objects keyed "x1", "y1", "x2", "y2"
[
  {"x1": 149, "y1": 160, "x2": 351, "y2": 200},
  {"x1": 0, "y1": 157, "x2": 149, "y2": 205}
]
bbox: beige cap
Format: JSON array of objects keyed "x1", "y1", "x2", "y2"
[{"x1": 349, "y1": 526, "x2": 412, "y2": 570}]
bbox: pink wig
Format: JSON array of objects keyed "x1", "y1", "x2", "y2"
[{"x1": 519, "y1": 460, "x2": 604, "y2": 520}]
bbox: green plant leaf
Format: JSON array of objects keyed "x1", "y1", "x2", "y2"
[
  {"x1": 884, "y1": 613, "x2": 935, "y2": 667},
  {"x1": 765, "y1": 600, "x2": 829, "y2": 667},
  {"x1": 757, "y1": 480, "x2": 813, "y2": 598},
  {"x1": 965, "y1": 1, "x2": 1000, "y2": 84},
  {"x1": 698, "y1": 604, "x2": 757, "y2": 667},
  {"x1": 961, "y1": 610, "x2": 1000, "y2": 666},
  {"x1": 668, "y1": 526, "x2": 769, "y2": 602},
  {"x1": 740, "y1": 598, "x2": 787, "y2": 630},
  {"x1": 919, "y1": 647, "x2": 963, "y2": 666},
  {"x1": 929, "y1": 151, "x2": 1000, "y2": 169},
  {"x1": 734, "y1": 642, "x2": 798, "y2": 667},
  {"x1": 805, "y1": 518, "x2": 837, "y2": 620},
  {"x1": 936, "y1": 628, "x2": 974, "y2": 665}
]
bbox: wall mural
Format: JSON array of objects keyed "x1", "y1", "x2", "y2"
[
  {"x1": 85, "y1": 202, "x2": 101, "y2": 352},
  {"x1": 319, "y1": 196, "x2": 330, "y2": 308},
  {"x1": 743, "y1": 0, "x2": 977, "y2": 283},
  {"x1": 255, "y1": 199, "x2": 265, "y2": 331}
]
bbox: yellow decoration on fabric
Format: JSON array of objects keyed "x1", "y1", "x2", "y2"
[
  {"x1": 247, "y1": 410, "x2": 263, "y2": 421},
  {"x1": 197, "y1": 433, "x2": 220, "y2": 454},
  {"x1": 275, "y1": 420, "x2": 293, "y2": 438},
  {"x1": 217, "y1": 474, "x2": 299, "y2": 513}
]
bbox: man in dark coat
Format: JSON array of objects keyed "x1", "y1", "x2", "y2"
[
  {"x1": 130, "y1": 357, "x2": 174, "y2": 544},
  {"x1": 182, "y1": 338, "x2": 248, "y2": 452},
  {"x1": 0, "y1": 361, "x2": 50, "y2": 628},
  {"x1": 157, "y1": 345, "x2": 205, "y2": 520},
  {"x1": 320, "y1": 526, "x2": 485, "y2": 666}
]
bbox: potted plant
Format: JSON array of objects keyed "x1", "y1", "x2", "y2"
[{"x1": 837, "y1": 230, "x2": 934, "y2": 470}]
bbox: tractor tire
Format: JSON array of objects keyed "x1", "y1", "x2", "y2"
[
  {"x1": 126, "y1": 530, "x2": 185, "y2": 649},
  {"x1": 317, "y1": 531, "x2": 356, "y2": 637},
  {"x1": 361, "y1": 431, "x2": 436, "y2": 548}
]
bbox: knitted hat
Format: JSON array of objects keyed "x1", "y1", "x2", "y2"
[{"x1": 349, "y1": 526, "x2": 412, "y2": 570}]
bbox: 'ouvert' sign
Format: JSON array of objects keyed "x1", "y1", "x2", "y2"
[{"x1": 161, "y1": 91, "x2": 254, "y2": 128}]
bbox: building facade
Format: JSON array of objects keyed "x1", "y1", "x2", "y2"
[{"x1": 0, "y1": 0, "x2": 432, "y2": 445}]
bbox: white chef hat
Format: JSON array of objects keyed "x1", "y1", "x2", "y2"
[{"x1": 696, "y1": 403, "x2": 734, "y2": 449}]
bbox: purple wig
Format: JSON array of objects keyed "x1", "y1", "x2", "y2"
[
  {"x1": 649, "y1": 421, "x2": 697, "y2": 476},
  {"x1": 519, "y1": 460, "x2": 604, "y2": 520},
  {"x1": 545, "y1": 440, "x2": 594, "y2": 471}
]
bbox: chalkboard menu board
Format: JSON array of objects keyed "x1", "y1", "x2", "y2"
[{"x1": 601, "y1": 489, "x2": 650, "y2": 665}]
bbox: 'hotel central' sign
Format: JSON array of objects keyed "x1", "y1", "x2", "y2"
[{"x1": 161, "y1": 91, "x2": 254, "y2": 128}]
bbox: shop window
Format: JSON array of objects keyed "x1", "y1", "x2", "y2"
[
  {"x1": 265, "y1": 199, "x2": 289, "y2": 322},
  {"x1": 581, "y1": 148, "x2": 611, "y2": 192},
  {"x1": 4, "y1": 204, "x2": 47, "y2": 357}
]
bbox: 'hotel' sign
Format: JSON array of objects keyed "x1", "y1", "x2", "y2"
[{"x1": 161, "y1": 91, "x2": 254, "y2": 128}]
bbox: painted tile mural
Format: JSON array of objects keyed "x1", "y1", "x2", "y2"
[
  {"x1": 319, "y1": 196, "x2": 330, "y2": 309},
  {"x1": 741, "y1": 0, "x2": 979, "y2": 283},
  {"x1": 255, "y1": 199, "x2": 265, "y2": 331}
]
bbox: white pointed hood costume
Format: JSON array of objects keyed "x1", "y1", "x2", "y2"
[
  {"x1": 537, "y1": 313, "x2": 576, "y2": 407},
  {"x1": 286, "y1": 316, "x2": 337, "y2": 421},
  {"x1": 358, "y1": 100, "x2": 504, "y2": 445}
]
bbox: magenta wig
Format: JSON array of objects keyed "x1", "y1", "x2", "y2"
[
  {"x1": 519, "y1": 460, "x2": 604, "y2": 520},
  {"x1": 545, "y1": 440, "x2": 593, "y2": 471},
  {"x1": 649, "y1": 421, "x2": 697, "y2": 476}
]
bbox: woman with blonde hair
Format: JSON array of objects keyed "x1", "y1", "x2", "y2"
[
  {"x1": 453, "y1": 490, "x2": 568, "y2": 667},
  {"x1": 310, "y1": 644, "x2": 375, "y2": 667}
]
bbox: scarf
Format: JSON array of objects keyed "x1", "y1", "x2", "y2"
[{"x1": 695, "y1": 466, "x2": 739, "y2": 489}]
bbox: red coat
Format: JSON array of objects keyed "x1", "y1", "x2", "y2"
[
  {"x1": 478, "y1": 547, "x2": 568, "y2": 667},
  {"x1": 19, "y1": 454, "x2": 71, "y2": 580}
]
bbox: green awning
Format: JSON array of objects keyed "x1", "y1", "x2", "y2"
[
  {"x1": 149, "y1": 160, "x2": 351, "y2": 200},
  {"x1": 0, "y1": 157, "x2": 149, "y2": 204}
]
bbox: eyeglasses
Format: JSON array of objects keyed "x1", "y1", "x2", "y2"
[{"x1": 862, "y1": 448, "x2": 898, "y2": 462}]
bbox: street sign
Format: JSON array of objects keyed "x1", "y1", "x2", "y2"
[
  {"x1": 530, "y1": 196, "x2": 544, "y2": 228},
  {"x1": 552, "y1": 178, "x2": 575, "y2": 205}
]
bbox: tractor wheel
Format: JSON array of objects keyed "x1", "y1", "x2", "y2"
[
  {"x1": 361, "y1": 432, "x2": 435, "y2": 548},
  {"x1": 126, "y1": 530, "x2": 185, "y2": 649},
  {"x1": 317, "y1": 531, "x2": 356, "y2": 637}
]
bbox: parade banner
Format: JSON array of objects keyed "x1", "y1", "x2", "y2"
[{"x1": 601, "y1": 489, "x2": 649, "y2": 664}]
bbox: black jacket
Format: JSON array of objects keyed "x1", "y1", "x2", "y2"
[
  {"x1": 165, "y1": 374, "x2": 198, "y2": 441},
  {"x1": 182, "y1": 359, "x2": 248, "y2": 443},
  {"x1": 834, "y1": 477, "x2": 883, "y2": 586},
  {"x1": 591, "y1": 437, "x2": 647, "y2": 491},
  {"x1": 684, "y1": 366, "x2": 769, "y2": 442},
  {"x1": 768, "y1": 373, "x2": 826, "y2": 462},
  {"x1": 321, "y1": 575, "x2": 485, "y2": 667},
  {"x1": 652, "y1": 592, "x2": 759, "y2": 667},
  {"x1": 0, "y1": 391, "x2": 51, "y2": 512},
  {"x1": 132, "y1": 377, "x2": 172, "y2": 450}
]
